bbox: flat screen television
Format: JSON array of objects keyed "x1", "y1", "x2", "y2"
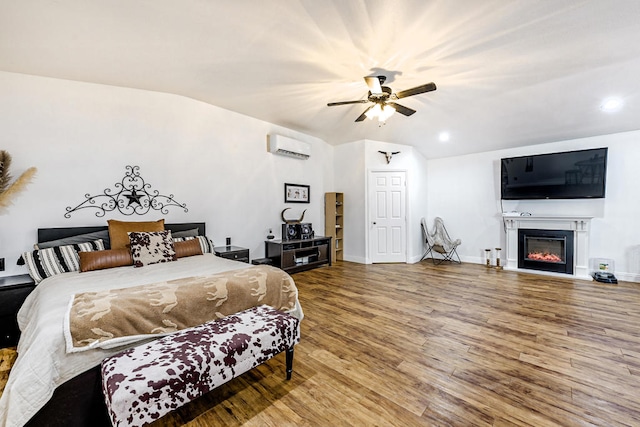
[{"x1": 501, "y1": 147, "x2": 608, "y2": 200}]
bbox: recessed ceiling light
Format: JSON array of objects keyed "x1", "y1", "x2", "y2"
[
  {"x1": 600, "y1": 97, "x2": 623, "y2": 113},
  {"x1": 438, "y1": 131, "x2": 450, "y2": 142}
]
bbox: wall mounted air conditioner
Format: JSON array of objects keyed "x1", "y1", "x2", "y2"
[{"x1": 267, "y1": 134, "x2": 311, "y2": 159}]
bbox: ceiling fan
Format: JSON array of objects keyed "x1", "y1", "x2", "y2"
[{"x1": 327, "y1": 76, "x2": 437, "y2": 122}]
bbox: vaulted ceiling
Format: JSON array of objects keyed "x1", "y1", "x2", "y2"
[{"x1": 1, "y1": 1, "x2": 640, "y2": 159}]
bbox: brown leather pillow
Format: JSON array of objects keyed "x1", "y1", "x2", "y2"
[
  {"x1": 174, "y1": 239, "x2": 203, "y2": 258},
  {"x1": 107, "y1": 219, "x2": 165, "y2": 250},
  {"x1": 79, "y1": 249, "x2": 133, "y2": 272}
]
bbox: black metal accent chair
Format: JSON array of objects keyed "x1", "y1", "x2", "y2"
[{"x1": 421, "y1": 217, "x2": 461, "y2": 264}]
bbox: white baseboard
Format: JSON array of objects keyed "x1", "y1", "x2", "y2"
[
  {"x1": 612, "y1": 272, "x2": 640, "y2": 283},
  {"x1": 342, "y1": 254, "x2": 367, "y2": 264},
  {"x1": 342, "y1": 254, "x2": 640, "y2": 284}
]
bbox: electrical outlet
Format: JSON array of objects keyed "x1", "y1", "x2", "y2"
[{"x1": 0, "y1": 258, "x2": 4, "y2": 272}]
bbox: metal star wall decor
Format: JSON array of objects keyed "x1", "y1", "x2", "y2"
[{"x1": 65, "y1": 165, "x2": 188, "y2": 218}]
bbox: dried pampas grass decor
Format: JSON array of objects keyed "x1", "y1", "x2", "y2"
[
  {"x1": 0, "y1": 150, "x2": 14, "y2": 193},
  {"x1": 0, "y1": 150, "x2": 37, "y2": 210}
]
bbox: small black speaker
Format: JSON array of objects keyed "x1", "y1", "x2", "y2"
[
  {"x1": 299, "y1": 223, "x2": 313, "y2": 239},
  {"x1": 282, "y1": 224, "x2": 299, "y2": 240}
]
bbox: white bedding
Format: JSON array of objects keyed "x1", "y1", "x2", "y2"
[{"x1": 0, "y1": 254, "x2": 303, "y2": 427}]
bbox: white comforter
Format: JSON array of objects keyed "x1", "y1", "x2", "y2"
[{"x1": 0, "y1": 254, "x2": 303, "y2": 427}]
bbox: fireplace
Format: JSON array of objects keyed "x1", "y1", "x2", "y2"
[
  {"x1": 518, "y1": 229, "x2": 574, "y2": 274},
  {"x1": 504, "y1": 215, "x2": 591, "y2": 279}
]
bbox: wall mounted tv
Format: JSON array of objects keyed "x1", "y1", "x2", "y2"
[{"x1": 501, "y1": 147, "x2": 608, "y2": 200}]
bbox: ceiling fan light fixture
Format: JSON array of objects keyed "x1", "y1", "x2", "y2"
[
  {"x1": 327, "y1": 76, "x2": 436, "y2": 123},
  {"x1": 365, "y1": 103, "x2": 395, "y2": 122},
  {"x1": 379, "y1": 104, "x2": 396, "y2": 122},
  {"x1": 365, "y1": 103, "x2": 382, "y2": 120}
]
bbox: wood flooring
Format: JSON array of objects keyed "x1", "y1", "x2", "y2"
[{"x1": 3, "y1": 261, "x2": 640, "y2": 426}]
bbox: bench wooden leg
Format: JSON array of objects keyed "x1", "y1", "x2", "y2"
[{"x1": 286, "y1": 346, "x2": 294, "y2": 380}]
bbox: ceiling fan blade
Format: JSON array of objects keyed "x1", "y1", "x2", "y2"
[
  {"x1": 355, "y1": 105, "x2": 374, "y2": 122},
  {"x1": 327, "y1": 100, "x2": 369, "y2": 107},
  {"x1": 395, "y1": 82, "x2": 437, "y2": 99},
  {"x1": 387, "y1": 102, "x2": 416, "y2": 116},
  {"x1": 364, "y1": 76, "x2": 383, "y2": 94}
]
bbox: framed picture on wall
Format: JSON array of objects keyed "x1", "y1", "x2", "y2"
[{"x1": 284, "y1": 183, "x2": 310, "y2": 203}]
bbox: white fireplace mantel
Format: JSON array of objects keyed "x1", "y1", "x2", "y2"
[{"x1": 504, "y1": 215, "x2": 593, "y2": 280}]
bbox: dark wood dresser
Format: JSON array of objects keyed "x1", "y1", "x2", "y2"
[{"x1": 265, "y1": 236, "x2": 331, "y2": 274}]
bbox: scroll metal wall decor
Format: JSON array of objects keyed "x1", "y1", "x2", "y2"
[{"x1": 65, "y1": 165, "x2": 188, "y2": 218}]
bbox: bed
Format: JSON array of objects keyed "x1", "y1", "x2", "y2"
[{"x1": 0, "y1": 222, "x2": 303, "y2": 427}]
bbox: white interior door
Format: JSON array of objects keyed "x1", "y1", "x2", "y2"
[{"x1": 369, "y1": 170, "x2": 407, "y2": 263}]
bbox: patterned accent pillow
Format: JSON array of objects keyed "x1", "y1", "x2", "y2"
[
  {"x1": 129, "y1": 230, "x2": 177, "y2": 268},
  {"x1": 22, "y1": 239, "x2": 106, "y2": 284},
  {"x1": 172, "y1": 235, "x2": 214, "y2": 254}
]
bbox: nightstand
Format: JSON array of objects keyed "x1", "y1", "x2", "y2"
[
  {"x1": 213, "y1": 246, "x2": 250, "y2": 263},
  {"x1": 0, "y1": 274, "x2": 36, "y2": 347}
]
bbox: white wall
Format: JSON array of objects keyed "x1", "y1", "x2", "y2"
[
  {"x1": 426, "y1": 131, "x2": 640, "y2": 282},
  {"x1": 333, "y1": 141, "x2": 365, "y2": 263},
  {"x1": 334, "y1": 139, "x2": 429, "y2": 264},
  {"x1": 0, "y1": 71, "x2": 333, "y2": 277},
  {"x1": 363, "y1": 140, "x2": 428, "y2": 264},
  {"x1": 407, "y1": 149, "x2": 429, "y2": 262},
  {"x1": 3, "y1": 71, "x2": 637, "y2": 282}
]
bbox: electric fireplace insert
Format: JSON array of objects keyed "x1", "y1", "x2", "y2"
[{"x1": 518, "y1": 229, "x2": 574, "y2": 274}]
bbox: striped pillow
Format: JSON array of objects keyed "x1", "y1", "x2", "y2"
[
  {"x1": 172, "y1": 235, "x2": 214, "y2": 254},
  {"x1": 22, "y1": 239, "x2": 106, "y2": 284}
]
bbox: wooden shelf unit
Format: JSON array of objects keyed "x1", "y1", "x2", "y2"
[{"x1": 325, "y1": 192, "x2": 344, "y2": 261}]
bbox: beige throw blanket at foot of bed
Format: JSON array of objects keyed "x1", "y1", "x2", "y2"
[{"x1": 64, "y1": 265, "x2": 298, "y2": 352}]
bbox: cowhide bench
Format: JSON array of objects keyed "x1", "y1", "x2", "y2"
[{"x1": 101, "y1": 304, "x2": 300, "y2": 427}]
